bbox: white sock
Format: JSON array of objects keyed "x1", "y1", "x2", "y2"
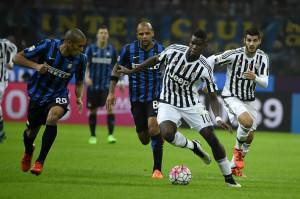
[
  {"x1": 242, "y1": 143, "x2": 250, "y2": 157},
  {"x1": 217, "y1": 157, "x2": 232, "y2": 176},
  {"x1": 171, "y1": 131, "x2": 194, "y2": 149},
  {"x1": 234, "y1": 125, "x2": 248, "y2": 149}
]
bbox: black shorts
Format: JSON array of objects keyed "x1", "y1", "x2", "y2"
[
  {"x1": 27, "y1": 98, "x2": 69, "y2": 128},
  {"x1": 131, "y1": 100, "x2": 159, "y2": 133},
  {"x1": 86, "y1": 89, "x2": 108, "y2": 109}
]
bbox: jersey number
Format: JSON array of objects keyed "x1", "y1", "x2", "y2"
[{"x1": 55, "y1": 97, "x2": 68, "y2": 104}]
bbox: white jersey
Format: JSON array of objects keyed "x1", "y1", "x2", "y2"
[
  {"x1": 207, "y1": 47, "x2": 269, "y2": 101},
  {"x1": 158, "y1": 44, "x2": 217, "y2": 108},
  {"x1": 0, "y1": 39, "x2": 17, "y2": 82}
]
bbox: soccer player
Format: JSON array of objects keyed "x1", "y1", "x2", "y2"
[
  {"x1": 12, "y1": 28, "x2": 87, "y2": 175},
  {"x1": 85, "y1": 26, "x2": 120, "y2": 144},
  {"x1": 207, "y1": 28, "x2": 269, "y2": 177},
  {"x1": 106, "y1": 21, "x2": 164, "y2": 179},
  {"x1": 117, "y1": 29, "x2": 241, "y2": 188},
  {"x1": 0, "y1": 38, "x2": 17, "y2": 143}
]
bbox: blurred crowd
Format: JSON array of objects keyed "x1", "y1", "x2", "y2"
[{"x1": 1, "y1": 0, "x2": 299, "y2": 75}]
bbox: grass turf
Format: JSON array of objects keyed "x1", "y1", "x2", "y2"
[{"x1": 0, "y1": 122, "x2": 300, "y2": 199}]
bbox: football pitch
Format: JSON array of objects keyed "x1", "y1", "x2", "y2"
[{"x1": 1, "y1": 122, "x2": 299, "y2": 199}]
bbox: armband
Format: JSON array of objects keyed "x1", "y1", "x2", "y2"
[{"x1": 110, "y1": 75, "x2": 119, "y2": 82}]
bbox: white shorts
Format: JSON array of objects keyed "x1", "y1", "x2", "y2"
[
  {"x1": 157, "y1": 102, "x2": 213, "y2": 132},
  {"x1": 222, "y1": 97, "x2": 258, "y2": 130}
]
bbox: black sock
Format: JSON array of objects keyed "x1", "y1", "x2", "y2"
[
  {"x1": 23, "y1": 130, "x2": 35, "y2": 155},
  {"x1": 36, "y1": 125, "x2": 57, "y2": 163},
  {"x1": 107, "y1": 114, "x2": 115, "y2": 135},
  {"x1": 151, "y1": 134, "x2": 164, "y2": 172},
  {"x1": 224, "y1": 174, "x2": 235, "y2": 183},
  {"x1": 0, "y1": 118, "x2": 4, "y2": 135},
  {"x1": 89, "y1": 113, "x2": 97, "y2": 137}
]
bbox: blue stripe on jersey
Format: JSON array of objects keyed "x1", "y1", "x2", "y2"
[
  {"x1": 24, "y1": 39, "x2": 87, "y2": 105},
  {"x1": 85, "y1": 44, "x2": 117, "y2": 91},
  {"x1": 118, "y1": 40, "x2": 164, "y2": 102}
]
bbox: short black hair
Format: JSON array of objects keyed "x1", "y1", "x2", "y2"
[
  {"x1": 99, "y1": 25, "x2": 108, "y2": 30},
  {"x1": 244, "y1": 27, "x2": 262, "y2": 38},
  {"x1": 193, "y1": 29, "x2": 207, "y2": 40}
]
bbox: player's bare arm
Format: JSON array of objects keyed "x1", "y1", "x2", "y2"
[
  {"x1": 117, "y1": 55, "x2": 159, "y2": 74},
  {"x1": 13, "y1": 51, "x2": 48, "y2": 74},
  {"x1": 106, "y1": 64, "x2": 120, "y2": 111},
  {"x1": 84, "y1": 63, "x2": 93, "y2": 86},
  {"x1": 207, "y1": 92, "x2": 233, "y2": 133},
  {"x1": 75, "y1": 81, "x2": 84, "y2": 114}
]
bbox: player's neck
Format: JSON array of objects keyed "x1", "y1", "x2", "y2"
[
  {"x1": 97, "y1": 41, "x2": 107, "y2": 49},
  {"x1": 140, "y1": 42, "x2": 154, "y2": 51},
  {"x1": 60, "y1": 44, "x2": 71, "y2": 57},
  {"x1": 245, "y1": 48, "x2": 256, "y2": 58}
]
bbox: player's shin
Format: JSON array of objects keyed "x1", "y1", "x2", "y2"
[
  {"x1": 151, "y1": 134, "x2": 163, "y2": 171},
  {"x1": 36, "y1": 125, "x2": 57, "y2": 163},
  {"x1": 170, "y1": 131, "x2": 194, "y2": 149}
]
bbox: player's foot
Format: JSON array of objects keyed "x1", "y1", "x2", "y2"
[
  {"x1": 190, "y1": 140, "x2": 211, "y2": 165},
  {"x1": 30, "y1": 161, "x2": 43, "y2": 176},
  {"x1": 224, "y1": 174, "x2": 242, "y2": 188},
  {"x1": 232, "y1": 167, "x2": 247, "y2": 178},
  {"x1": 107, "y1": 135, "x2": 117, "y2": 144},
  {"x1": 0, "y1": 132, "x2": 6, "y2": 143},
  {"x1": 21, "y1": 144, "x2": 35, "y2": 172},
  {"x1": 152, "y1": 169, "x2": 163, "y2": 179},
  {"x1": 233, "y1": 148, "x2": 244, "y2": 169},
  {"x1": 88, "y1": 136, "x2": 97, "y2": 144}
]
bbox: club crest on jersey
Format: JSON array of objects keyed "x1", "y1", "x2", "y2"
[
  {"x1": 28, "y1": 45, "x2": 36, "y2": 51},
  {"x1": 68, "y1": 64, "x2": 72, "y2": 69},
  {"x1": 106, "y1": 51, "x2": 110, "y2": 57}
]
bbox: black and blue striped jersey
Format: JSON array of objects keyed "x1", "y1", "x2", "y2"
[
  {"x1": 85, "y1": 44, "x2": 117, "y2": 91},
  {"x1": 118, "y1": 40, "x2": 164, "y2": 102},
  {"x1": 24, "y1": 39, "x2": 87, "y2": 105}
]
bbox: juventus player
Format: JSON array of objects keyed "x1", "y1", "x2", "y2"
[
  {"x1": 207, "y1": 28, "x2": 269, "y2": 177},
  {"x1": 117, "y1": 29, "x2": 241, "y2": 188},
  {"x1": 0, "y1": 38, "x2": 17, "y2": 143}
]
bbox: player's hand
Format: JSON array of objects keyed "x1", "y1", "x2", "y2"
[
  {"x1": 217, "y1": 120, "x2": 233, "y2": 133},
  {"x1": 116, "y1": 65, "x2": 132, "y2": 75},
  {"x1": 85, "y1": 77, "x2": 93, "y2": 86},
  {"x1": 243, "y1": 70, "x2": 256, "y2": 80},
  {"x1": 76, "y1": 98, "x2": 83, "y2": 114},
  {"x1": 36, "y1": 64, "x2": 48, "y2": 74},
  {"x1": 106, "y1": 93, "x2": 116, "y2": 112},
  {"x1": 5, "y1": 63, "x2": 13, "y2": 70}
]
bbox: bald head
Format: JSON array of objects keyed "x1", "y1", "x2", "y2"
[
  {"x1": 137, "y1": 21, "x2": 153, "y2": 31},
  {"x1": 64, "y1": 28, "x2": 86, "y2": 43}
]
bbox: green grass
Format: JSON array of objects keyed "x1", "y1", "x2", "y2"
[{"x1": 1, "y1": 122, "x2": 300, "y2": 199}]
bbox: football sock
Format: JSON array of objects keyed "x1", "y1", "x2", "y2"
[
  {"x1": 242, "y1": 143, "x2": 250, "y2": 157},
  {"x1": 217, "y1": 157, "x2": 232, "y2": 176},
  {"x1": 23, "y1": 130, "x2": 35, "y2": 154},
  {"x1": 235, "y1": 125, "x2": 248, "y2": 149},
  {"x1": 107, "y1": 114, "x2": 115, "y2": 135},
  {"x1": 36, "y1": 125, "x2": 57, "y2": 163},
  {"x1": 89, "y1": 113, "x2": 96, "y2": 137},
  {"x1": 151, "y1": 134, "x2": 163, "y2": 171},
  {"x1": 171, "y1": 131, "x2": 194, "y2": 149}
]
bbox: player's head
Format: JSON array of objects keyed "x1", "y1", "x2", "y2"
[
  {"x1": 64, "y1": 28, "x2": 87, "y2": 56},
  {"x1": 243, "y1": 28, "x2": 262, "y2": 54},
  {"x1": 136, "y1": 21, "x2": 154, "y2": 48},
  {"x1": 188, "y1": 29, "x2": 207, "y2": 57},
  {"x1": 97, "y1": 25, "x2": 109, "y2": 43}
]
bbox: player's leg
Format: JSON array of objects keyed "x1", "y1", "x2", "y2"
[
  {"x1": 146, "y1": 101, "x2": 163, "y2": 178},
  {"x1": 104, "y1": 90, "x2": 116, "y2": 143},
  {"x1": 0, "y1": 83, "x2": 6, "y2": 143},
  {"x1": 31, "y1": 104, "x2": 67, "y2": 175},
  {"x1": 131, "y1": 102, "x2": 150, "y2": 145},
  {"x1": 21, "y1": 101, "x2": 45, "y2": 172},
  {"x1": 87, "y1": 89, "x2": 98, "y2": 144}
]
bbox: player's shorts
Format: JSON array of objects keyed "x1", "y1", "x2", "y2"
[
  {"x1": 27, "y1": 97, "x2": 69, "y2": 128},
  {"x1": 131, "y1": 100, "x2": 159, "y2": 133},
  {"x1": 157, "y1": 102, "x2": 213, "y2": 132},
  {"x1": 222, "y1": 96, "x2": 258, "y2": 130},
  {"x1": 86, "y1": 89, "x2": 108, "y2": 109}
]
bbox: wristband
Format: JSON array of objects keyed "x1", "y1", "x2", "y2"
[
  {"x1": 215, "y1": 116, "x2": 222, "y2": 122},
  {"x1": 110, "y1": 75, "x2": 119, "y2": 82}
]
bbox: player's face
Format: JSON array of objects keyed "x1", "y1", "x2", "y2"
[
  {"x1": 97, "y1": 28, "x2": 109, "y2": 43},
  {"x1": 188, "y1": 36, "x2": 207, "y2": 57},
  {"x1": 244, "y1": 34, "x2": 261, "y2": 53},
  {"x1": 69, "y1": 38, "x2": 86, "y2": 56},
  {"x1": 136, "y1": 26, "x2": 154, "y2": 48}
]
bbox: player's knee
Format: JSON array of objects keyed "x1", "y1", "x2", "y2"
[
  {"x1": 148, "y1": 126, "x2": 159, "y2": 136},
  {"x1": 46, "y1": 114, "x2": 60, "y2": 125},
  {"x1": 239, "y1": 117, "x2": 253, "y2": 130}
]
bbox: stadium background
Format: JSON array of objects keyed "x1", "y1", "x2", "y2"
[{"x1": 1, "y1": 0, "x2": 299, "y2": 133}]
